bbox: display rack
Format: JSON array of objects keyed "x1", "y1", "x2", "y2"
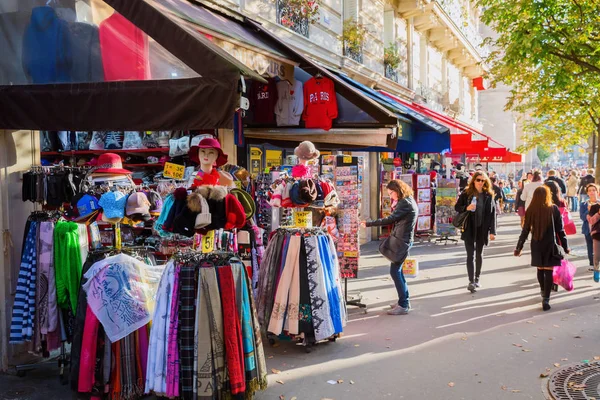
[
  {"x1": 435, "y1": 178, "x2": 459, "y2": 245},
  {"x1": 415, "y1": 173, "x2": 433, "y2": 242}
]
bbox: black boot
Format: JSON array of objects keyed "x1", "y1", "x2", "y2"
[
  {"x1": 467, "y1": 281, "x2": 477, "y2": 293},
  {"x1": 542, "y1": 298, "x2": 551, "y2": 311},
  {"x1": 542, "y1": 270, "x2": 554, "y2": 310},
  {"x1": 474, "y1": 277, "x2": 481, "y2": 288},
  {"x1": 537, "y1": 269, "x2": 545, "y2": 297}
]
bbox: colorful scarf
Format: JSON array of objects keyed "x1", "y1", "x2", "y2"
[
  {"x1": 298, "y1": 240, "x2": 314, "y2": 336},
  {"x1": 166, "y1": 264, "x2": 180, "y2": 398},
  {"x1": 218, "y1": 265, "x2": 246, "y2": 395},
  {"x1": 232, "y1": 263, "x2": 257, "y2": 381},
  {"x1": 10, "y1": 221, "x2": 38, "y2": 343},
  {"x1": 318, "y1": 235, "x2": 344, "y2": 333},
  {"x1": 54, "y1": 221, "x2": 82, "y2": 313},
  {"x1": 178, "y1": 263, "x2": 198, "y2": 399},
  {"x1": 78, "y1": 305, "x2": 100, "y2": 393},
  {"x1": 244, "y1": 264, "x2": 268, "y2": 393},
  {"x1": 305, "y1": 235, "x2": 334, "y2": 341},
  {"x1": 120, "y1": 333, "x2": 143, "y2": 400},
  {"x1": 38, "y1": 221, "x2": 57, "y2": 335}
]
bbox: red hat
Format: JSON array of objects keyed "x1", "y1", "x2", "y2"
[
  {"x1": 224, "y1": 194, "x2": 246, "y2": 230},
  {"x1": 188, "y1": 138, "x2": 228, "y2": 167},
  {"x1": 93, "y1": 153, "x2": 131, "y2": 175}
]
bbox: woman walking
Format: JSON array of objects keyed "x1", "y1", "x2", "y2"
[
  {"x1": 579, "y1": 184, "x2": 598, "y2": 271},
  {"x1": 455, "y1": 171, "x2": 497, "y2": 293},
  {"x1": 361, "y1": 180, "x2": 418, "y2": 315},
  {"x1": 521, "y1": 171, "x2": 544, "y2": 210},
  {"x1": 515, "y1": 179, "x2": 527, "y2": 228},
  {"x1": 566, "y1": 170, "x2": 579, "y2": 212},
  {"x1": 514, "y1": 186, "x2": 570, "y2": 311}
]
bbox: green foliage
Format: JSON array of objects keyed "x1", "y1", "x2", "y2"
[
  {"x1": 342, "y1": 19, "x2": 369, "y2": 52},
  {"x1": 536, "y1": 146, "x2": 552, "y2": 163},
  {"x1": 384, "y1": 43, "x2": 401, "y2": 70},
  {"x1": 479, "y1": 0, "x2": 600, "y2": 155}
]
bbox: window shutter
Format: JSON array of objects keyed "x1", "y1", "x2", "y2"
[
  {"x1": 383, "y1": 10, "x2": 394, "y2": 46},
  {"x1": 344, "y1": 0, "x2": 358, "y2": 21}
]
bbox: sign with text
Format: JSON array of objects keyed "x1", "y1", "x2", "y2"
[
  {"x1": 293, "y1": 210, "x2": 312, "y2": 228},
  {"x1": 201, "y1": 230, "x2": 215, "y2": 254},
  {"x1": 163, "y1": 162, "x2": 185, "y2": 180}
]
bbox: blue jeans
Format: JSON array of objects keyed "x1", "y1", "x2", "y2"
[
  {"x1": 391, "y1": 257, "x2": 410, "y2": 308},
  {"x1": 569, "y1": 196, "x2": 579, "y2": 212},
  {"x1": 585, "y1": 233, "x2": 594, "y2": 266}
]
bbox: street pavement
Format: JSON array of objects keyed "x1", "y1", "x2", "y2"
[
  {"x1": 257, "y1": 213, "x2": 600, "y2": 400},
  {"x1": 1, "y1": 213, "x2": 599, "y2": 400}
]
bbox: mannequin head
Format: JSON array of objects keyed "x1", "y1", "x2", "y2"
[
  {"x1": 188, "y1": 137, "x2": 228, "y2": 173},
  {"x1": 198, "y1": 148, "x2": 219, "y2": 172}
]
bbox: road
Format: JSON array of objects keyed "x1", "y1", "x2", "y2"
[{"x1": 257, "y1": 214, "x2": 600, "y2": 400}]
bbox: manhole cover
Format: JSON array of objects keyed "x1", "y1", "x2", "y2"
[{"x1": 548, "y1": 362, "x2": 600, "y2": 399}]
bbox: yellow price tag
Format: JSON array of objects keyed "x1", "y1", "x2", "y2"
[
  {"x1": 343, "y1": 156, "x2": 352, "y2": 164},
  {"x1": 293, "y1": 211, "x2": 312, "y2": 228},
  {"x1": 344, "y1": 251, "x2": 359, "y2": 258},
  {"x1": 114, "y1": 223, "x2": 122, "y2": 250},
  {"x1": 202, "y1": 230, "x2": 215, "y2": 253},
  {"x1": 163, "y1": 162, "x2": 185, "y2": 180}
]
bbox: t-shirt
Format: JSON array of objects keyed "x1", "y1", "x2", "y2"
[
  {"x1": 302, "y1": 76, "x2": 338, "y2": 131},
  {"x1": 248, "y1": 78, "x2": 278, "y2": 124}
]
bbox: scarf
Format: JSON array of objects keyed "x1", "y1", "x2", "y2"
[
  {"x1": 232, "y1": 263, "x2": 257, "y2": 382},
  {"x1": 54, "y1": 221, "x2": 82, "y2": 313},
  {"x1": 38, "y1": 221, "x2": 57, "y2": 335},
  {"x1": 326, "y1": 235, "x2": 347, "y2": 327},
  {"x1": 154, "y1": 194, "x2": 174, "y2": 237},
  {"x1": 120, "y1": 333, "x2": 143, "y2": 400},
  {"x1": 166, "y1": 265, "x2": 180, "y2": 398},
  {"x1": 244, "y1": 264, "x2": 268, "y2": 394},
  {"x1": 34, "y1": 223, "x2": 42, "y2": 352},
  {"x1": 138, "y1": 326, "x2": 149, "y2": 387},
  {"x1": 318, "y1": 235, "x2": 343, "y2": 334},
  {"x1": 305, "y1": 235, "x2": 334, "y2": 341},
  {"x1": 298, "y1": 240, "x2": 314, "y2": 337},
  {"x1": 178, "y1": 263, "x2": 198, "y2": 399},
  {"x1": 217, "y1": 265, "x2": 245, "y2": 395},
  {"x1": 255, "y1": 231, "x2": 278, "y2": 326},
  {"x1": 78, "y1": 306, "x2": 100, "y2": 393},
  {"x1": 269, "y1": 235, "x2": 300, "y2": 335},
  {"x1": 10, "y1": 221, "x2": 38, "y2": 343}
]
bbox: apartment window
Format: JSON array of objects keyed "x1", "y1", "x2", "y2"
[
  {"x1": 343, "y1": 0, "x2": 363, "y2": 63},
  {"x1": 277, "y1": 0, "x2": 311, "y2": 38}
]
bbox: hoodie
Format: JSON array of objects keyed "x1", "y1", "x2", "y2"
[
  {"x1": 275, "y1": 80, "x2": 304, "y2": 126},
  {"x1": 302, "y1": 76, "x2": 338, "y2": 131},
  {"x1": 22, "y1": 6, "x2": 72, "y2": 84}
]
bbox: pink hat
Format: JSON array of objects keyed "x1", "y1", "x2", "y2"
[
  {"x1": 188, "y1": 138, "x2": 228, "y2": 167},
  {"x1": 93, "y1": 153, "x2": 131, "y2": 175}
]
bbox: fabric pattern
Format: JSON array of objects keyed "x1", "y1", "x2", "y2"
[
  {"x1": 268, "y1": 235, "x2": 301, "y2": 335},
  {"x1": 54, "y1": 221, "x2": 82, "y2": 313},
  {"x1": 166, "y1": 265, "x2": 180, "y2": 398},
  {"x1": 178, "y1": 263, "x2": 198, "y2": 399},
  {"x1": 305, "y1": 235, "x2": 334, "y2": 341}
]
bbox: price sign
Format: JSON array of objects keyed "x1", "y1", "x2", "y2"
[
  {"x1": 163, "y1": 162, "x2": 185, "y2": 180},
  {"x1": 293, "y1": 211, "x2": 312, "y2": 228},
  {"x1": 202, "y1": 230, "x2": 215, "y2": 253},
  {"x1": 344, "y1": 251, "x2": 359, "y2": 258},
  {"x1": 343, "y1": 156, "x2": 352, "y2": 164}
]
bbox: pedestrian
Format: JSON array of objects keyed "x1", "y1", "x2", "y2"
[
  {"x1": 490, "y1": 177, "x2": 505, "y2": 215},
  {"x1": 545, "y1": 180, "x2": 568, "y2": 209},
  {"x1": 566, "y1": 170, "x2": 580, "y2": 212},
  {"x1": 578, "y1": 169, "x2": 595, "y2": 202},
  {"x1": 454, "y1": 171, "x2": 497, "y2": 293},
  {"x1": 514, "y1": 185, "x2": 570, "y2": 311},
  {"x1": 361, "y1": 179, "x2": 418, "y2": 315},
  {"x1": 521, "y1": 171, "x2": 544, "y2": 210},
  {"x1": 586, "y1": 185, "x2": 600, "y2": 283},
  {"x1": 545, "y1": 169, "x2": 567, "y2": 195},
  {"x1": 579, "y1": 184, "x2": 598, "y2": 272},
  {"x1": 515, "y1": 179, "x2": 527, "y2": 227}
]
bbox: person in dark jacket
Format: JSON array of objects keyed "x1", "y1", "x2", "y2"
[
  {"x1": 455, "y1": 171, "x2": 497, "y2": 293},
  {"x1": 578, "y1": 169, "x2": 595, "y2": 200},
  {"x1": 515, "y1": 179, "x2": 527, "y2": 227},
  {"x1": 361, "y1": 179, "x2": 418, "y2": 315},
  {"x1": 545, "y1": 169, "x2": 566, "y2": 195},
  {"x1": 579, "y1": 183, "x2": 598, "y2": 270},
  {"x1": 515, "y1": 185, "x2": 570, "y2": 311}
]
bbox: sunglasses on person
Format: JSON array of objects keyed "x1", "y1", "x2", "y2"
[{"x1": 475, "y1": 178, "x2": 485, "y2": 183}]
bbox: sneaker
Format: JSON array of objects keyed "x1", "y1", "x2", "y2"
[
  {"x1": 474, "y1": 278, "x2": 481, "y2": 288},
  {"x1": 594, "y1": 271, "x2": 599, "y2": 283},
  {"x1": 467, "y1": 282, "x2": 477, "y2": 293},
  {"x1": 389, "y1": 303, "x2": 398, "y2": 309},
  {"x1": 387, "y1": 305, "x2": 410, "y2": 315}
]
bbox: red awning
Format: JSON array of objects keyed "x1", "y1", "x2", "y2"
[{"x1": 464, "y1": 151, "x2": 524, "y2": 163}]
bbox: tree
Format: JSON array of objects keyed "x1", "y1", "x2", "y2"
[
  {"x1": 537, "y1": 146, "x2": 552, "y2": 164},
  {"x1": 479, "y1": 0, "x2": 600, "y2": 177}
]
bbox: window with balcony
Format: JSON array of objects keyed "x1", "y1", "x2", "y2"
[
  {"x1": 276, "y1": 0, "x2": 320, "y2": 38},
  {"x1": 342, "y1": 0, "x2": 364, "y2": 63}
]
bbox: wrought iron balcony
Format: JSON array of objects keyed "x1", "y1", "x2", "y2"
[
  {"x1": 384, "y1": 64, "x2": 399, "y2": 83},
  {"x1": 344, "y1": 44, "x2": 363, "y2": 64},
  {"x1": 277, "y1": 0, "x2": 310, "y2": 38},
  {"x1": 436, "y1": 0, "x2": 489, "y2": 57}
]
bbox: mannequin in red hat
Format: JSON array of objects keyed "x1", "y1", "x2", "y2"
[{"x1": 188, "y1": 138, "x2": 233, "y2": 187}]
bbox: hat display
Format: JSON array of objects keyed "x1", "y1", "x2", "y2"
[
  {"x1": 294, "y1": 141, "x2": 320, "y2": 160},
  {"x1": 230, "y1": 188, "x2": 255, "y2": 220},
  {"x1": 126, "y1": 192, "x2": 151, "y2": 219},
  {"x1": 172, "y1": 205, "x2": 198, "y2": 237},
  {"x1": 188, "y1": 137, "x2": 228, "y2": 167},
  {"x1": 289, "y1": 182, "x2": 309, "y2": 207},
  {"x1": 144, "y1": 190, "x2": 163, "y2": 216},
  {"x1": 224, "y1": 194, "x2": 247, "y2": 230},
  {"x1": 99, "y1": 190, "x2": 127, "y2": 220},
  {"x1": 194, "y1": 194, "x2": 212, "y2": 230},
  {"x1": 93, "y1": 153, "x2": 131, "y2": 175},
  {"x1": 218, "y1": 171, "x2": 235, "y2": 188},
  {"x1": 298, "y1": 179, "x2": 318, "y2": 203},
  {"x1": 75, "y1": 194, "x2": 100, "y2": 221}
]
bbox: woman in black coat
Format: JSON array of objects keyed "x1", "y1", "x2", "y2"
[
  {"x1": 361, "y1": 179, "x2": 418, "y2": 315},
  {"x1": 455, "y1": 171, "x2": 497, "y2": 293},
  {"x1": 514, "y1": 185, "x2": 570, "y2": 311}
]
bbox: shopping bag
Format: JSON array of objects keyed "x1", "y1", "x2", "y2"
[
  {"x1": 553, "y1": 259, "x2": 576, "y2": 292},
  {"x1": 402, "y1": 258, "x2": 419, "y2": 278},
  {"x1": 560, "y1": 207, "x2": 577, "y2": 235}
]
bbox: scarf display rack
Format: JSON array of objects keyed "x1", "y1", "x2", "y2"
[
  {"x1": 146, "y1": 251, "x2": 267, "y2": 400},
  {"x1": 256, "y1": 227, "x2": 346, "y2": 353}
]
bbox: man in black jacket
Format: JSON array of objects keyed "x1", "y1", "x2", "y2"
[
  {"x1": 579, "y1": 169, "x2": 596, "y2": 200},
  {"x1": 545, "y1": 169, "x2": 566, "y2": 195}
]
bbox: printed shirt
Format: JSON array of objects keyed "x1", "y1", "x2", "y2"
[
  {"x1": 302, "y1": 76, "x2": 338, "y2": 131},
  {"x1": 249, "y1": 78, "x2": 278, "y2": 124}
]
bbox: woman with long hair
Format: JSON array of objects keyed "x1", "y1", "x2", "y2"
[
  {"x1": 454, "y1": 171, "x2": 497, "y2": 293},
  {"x1": 361, "y1": 179, "x2": 418, "y2": 315},
  {"x1": 544, "y1": 180, "x2": 567, "y2": 208},
  {"x1": 566, "y1": 170, "x2": 580, "y2": 212},
  {"x1": 514, "y1": 186, "x2": 570, "y2": 311},
  {"x1": 515, "y1": 179, "x2": 528, "y2": 227},
  {"x1": 521, "y1": 170, "x2": 544, "y2": 210}
]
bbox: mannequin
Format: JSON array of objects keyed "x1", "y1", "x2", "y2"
[
  {"x1": 292, "y1": 140, "x2": 320, "y2": 178},
  {"x1": 188, "y1": 137, "x2": 232, "y2": 187}
]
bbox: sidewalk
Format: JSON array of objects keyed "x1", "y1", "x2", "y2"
[{"x1": 258, "y1": 214, "x2": 600, "y2": 400}]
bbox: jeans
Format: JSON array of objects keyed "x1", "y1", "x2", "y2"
[
  {"x1": 585, "y1": 234, "x2": 594, "y2": 266},
  {"x1": 391, "y1": 255, "x2": 410, "y2": 308},
  {"x1": 464, "y1": 239, "x2": 485, "y2": 282},
  {"x1": 568, "y1": 196, "x2": 579, "y2": 212}
]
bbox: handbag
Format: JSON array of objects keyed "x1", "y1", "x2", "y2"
[
  {"x1": 452, "y1": 211, "x2": 470, "y2": 230},
  {"x1": 553, "y1": 259, "x2": 576, "y2": 291},
  {"x1": 379, "y1": 222, "x2": 409, "y2": 264},
  {"x1": 559, "y1": 206, "x2": 577, "y2": 235},
  {"x1": 550, "y1": 210, "x2": 566, "y2": 263}
]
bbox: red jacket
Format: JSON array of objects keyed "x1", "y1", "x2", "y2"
[{"x1": 302, "y1": 77, "x2": 338, "y2": 130}]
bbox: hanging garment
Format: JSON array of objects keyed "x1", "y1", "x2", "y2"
[
  {"x1": 38, "y1": 221, "x2": 58, "y2": 335},
  {"x1": 165, "y1": 265, "x2": 180, "y2": 398},
  {"x1": 54, "y1": 221, "x2": 82, "y2": 313},
  {"x1": 302, "y1": 76, "x2": 338, "y2": 131},
  {"x1": 78, "y1": 306, "x2": 100, "y2": 393},
  {"x1": 248, "y1": 78, "x2": 278, "y2": 124},
  {"x1": 275, "y1": 80, "x2": 304, "y2": 126},
  {"x1": 268, "y1": 235, "x2": 301, "y2": 335},
  {"x1": 178, "y1": 263, "x2": 198, "y2": 399},
  {"x1": 10, "y1": 221, "x2": 38, "y2": 343},
  {"x1": 319, "y1": 235, "x2": 344, "y2": 333},
  {"x1": 68, "y1": 21, "x2": 104, "y2": 82},
  {"x1": 305, "y1": 235, "x2": 334, "y2": 341},
  {"x1": 298, "y1": 240, "x2": 314, "y2": 337}
]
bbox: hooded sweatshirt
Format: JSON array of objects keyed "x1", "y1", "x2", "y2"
[
  {"x1": 302, "y1": 76, "x2": 338, "y2": 131},
  {"x1": 275, "y1": 80, "x2": 304, "y2": 126},
  {"x1": 22, "y1": 6, "x2": 72, "y2": 84}
]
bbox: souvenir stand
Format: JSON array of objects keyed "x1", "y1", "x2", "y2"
[
  {"x1": 415, "y1": 173, "x2": 433, "y2": 242},
  {"x1": 435, "y1": 178, "x2": 460, "y2": 245},
  {"x1": 257, "y1": 142, "x2": 347, "y2": 352}
]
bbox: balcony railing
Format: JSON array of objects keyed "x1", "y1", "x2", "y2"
[
  {"x1": 384, "y1": 64, "x2": 398, "y2": 83},
  {"x1": 277, "y1": 0, "x2": 310, "y2": 38},
  {"x1": 344, "y1": 44, "x2": 363, "y2": 64},
  {"x1": 436, "y1": 0, "x2": 489, "y2": 57}
]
